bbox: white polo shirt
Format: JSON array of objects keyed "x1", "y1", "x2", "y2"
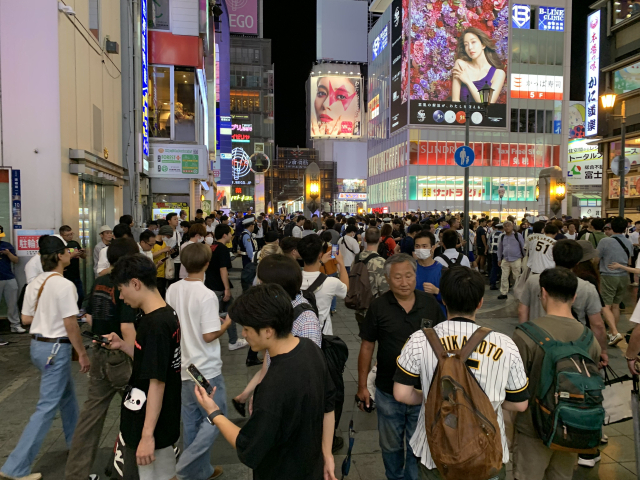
[{"x1": 23, "y1": 272, "x2": 79, "y2": 338}]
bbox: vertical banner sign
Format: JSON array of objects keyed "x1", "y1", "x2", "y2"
[
  {"x1": 141, "y1": 0, "x2": 150, "y2": 157},
  {"x1": 585, "y1": 11, "x2": 600, "y2": 137},
  {"x1": 390, "y1": 0, "x2": 407, "y2": 134},
  {"x1": 12, "y1": 170, "x2": 21, "y2": 229}
]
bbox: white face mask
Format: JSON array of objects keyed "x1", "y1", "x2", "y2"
[
  {"x1": 414, "y1": 248, "x2": 431, "y2": 260},
  {"x1": 165, "y1": 237, "x2": 176, "y2": 248},
  {"x1": 205, "y1": 237, "x2": 214, "y2": 245}
]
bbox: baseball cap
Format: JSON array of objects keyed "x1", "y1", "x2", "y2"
[
  {"x1": 39, "y1": 235, "x2": 67, "y2": 255},
  {"x1": 99, "y1": 225, "x2": 112, "y2": 234},
  {"x1": 158, "y1": 225, "x2": 174, "y2": 237}
]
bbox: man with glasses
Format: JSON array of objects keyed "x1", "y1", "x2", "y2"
[
  {"x1": 60, "y1": 225, "x2": 86, "y2": 310},
  {"x1": 139, "y1": 229, "x2": 157, "y2": 262}
]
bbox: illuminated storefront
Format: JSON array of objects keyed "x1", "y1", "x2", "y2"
[{"x1": 366, "y1": 0, "x2": 572, "y2": 217}]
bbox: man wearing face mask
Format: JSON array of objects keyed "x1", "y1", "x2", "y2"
[{"x1": 413, "y1": 231, "x2": 447, "y2": 316}]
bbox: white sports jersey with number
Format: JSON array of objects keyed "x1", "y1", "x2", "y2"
[
  {"x1": 526, "y1": 234, "x2": 556, "y2": 274},
  {"x1": 396, "y1": 321, "x2": 528, "y2": 469}
]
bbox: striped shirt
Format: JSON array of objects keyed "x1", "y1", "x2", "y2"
[{"x1": 395, "y1": 319, "x2": 529, "y2": 469}]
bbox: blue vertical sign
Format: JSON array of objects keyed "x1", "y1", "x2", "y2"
[
  {"x1": 141, "y1": 0, "x2": 149, "y2": 157},
  {"x1": 12, "y1": 170, "x2": 21, "y2": 229}
]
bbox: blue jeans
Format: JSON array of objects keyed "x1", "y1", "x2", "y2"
[
  {"x1": 490, "y1": 253, "x2": 499, "y2": 287},
  {"x1": 329, "y1": 272, "x2": 339, "y2": 311},
  {"x1": 1, "y1": 340, "x2": 78, "y2": 478},
  {"x1": 376, "y1": 388, "x2": 420, "y2": 480},
  {"x1": 176, "y1": 375, "x2": 227, "y2": 480}
]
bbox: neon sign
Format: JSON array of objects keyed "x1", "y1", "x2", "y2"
[
  {"x1": 141, "y1": 0, "x2": 149, "y2": 157},
  {"x1": 586, "y1": 11, "x2": 600, "y2": 137}
]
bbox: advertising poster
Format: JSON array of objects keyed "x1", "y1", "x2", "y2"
[
  {"x1": 390, "y1": 0, "x2": 409, "y2": 134},
  {"x1": 16, "y1": 230, "x2": 55, "y2": 257},
  {"x1": 614, "y1": 60, "x2": 640, "y2": 94},
  {"x1": 225, "y1": 0, "x2": 258, "y2": 35},
  {"x1": 568, "y1": 101, "x2": 586, "y2": 139},
  {"x1": 409, "y1": 0, "x2": 509, "y2": 128},
  {"x1": 568, "y1": 140, "x2": 603, "y2": 187},
  {"x1": 216, "y1": 185, "x2": 231, "y2": 209},
  {"x1": 310, "y1": 75, "x2": 362, "y2": 138},
  {"x1": 149, "y1": 145, "x2": 207, "y2": 178}
]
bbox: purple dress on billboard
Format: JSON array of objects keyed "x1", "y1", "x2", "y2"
[{"x1": 459, "y1": 66, "x2": 496, "y2": 102}]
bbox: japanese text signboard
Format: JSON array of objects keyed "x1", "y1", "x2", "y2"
[
  {"x1": 567, "y1": 139, "x2": 603, "y2": 187},
  {"x1": 585, "y1": 11, "x2": 600, "y2": 137},
  {"x1": 16, "y1": 230, "x2": 55, "y2": 257}
]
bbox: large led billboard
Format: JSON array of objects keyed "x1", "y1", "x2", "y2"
[
  {"x1": 225, "y1": 0, "x2": 258, "y2": 35},
  {"x1": 585, "y1": 11, "x2": 601, "y2": 137},
  {"x1": 390, "y1": 0, "x2": 409, "y2": 134},
  {"x1": 408, "y1": 0, "x2": 510, "y2": 128},
  {"x1": 310, "y1": 75, "x2": 363, "y2": 138}
]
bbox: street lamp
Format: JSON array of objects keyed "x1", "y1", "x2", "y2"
[
  {"x1": 535, "y1": 183, "x2": 540, "y2": 202},
  {"x1": 462, "y1": 81, "x2": 493, "y2": 254},
  {"x1": 600, "y1": 87, "x2": 627, "y2": 217},
  {"x1": 555, "y1": 181, "x2": 566, "y2": 201}
]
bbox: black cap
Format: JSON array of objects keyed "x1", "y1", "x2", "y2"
[
  {"x1": 39, "y1": 235, "x2": 66, "y2": 255},
  {"x1": 265, "y1": 231, "x2": 279, "y2": 243}
]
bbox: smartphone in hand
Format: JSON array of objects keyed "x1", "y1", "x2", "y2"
[
  {"x1": 331, "y1": 244, "x2": 339, "y2": 259},
  {"x1": 187, "y1": 364, "x2": 214, "y2": 395},
  {"x1": 81, "y1": 331, "x2": 111, "y2": 345}
]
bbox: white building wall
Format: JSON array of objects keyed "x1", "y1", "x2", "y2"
[
  {"x1": 172, "y1": 0, "x2": 200, "y2": 36},
  {"x1": 317, "y1": 0, "x2": 368, "y2": 62}
]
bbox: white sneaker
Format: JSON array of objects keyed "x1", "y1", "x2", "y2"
[
  {"x1": 601, "y1": 434, "x2": 609, "y2": 444},
  {"x1": 577, "y1": 454, "x2": 601, "y2": 468},
  {"x1": 10, "y1": 326, "x2": 26, "y2": 334},
  {"x1": 632, "y1": 282, "x2": 639, "y2": 287},
  {"x1": 0, "y1": 472, "x2": 43, "y2": 480},
  {"x1": 229, "y1": 339, "x2": 249, "y2": 351},
  {"x1": 608, "y1": 333, "x2": 624, "y2": 346}
]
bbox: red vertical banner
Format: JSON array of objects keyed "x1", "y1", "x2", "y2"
[
  {"x1": 491, "y1": 143, "x2": 501, "y2": 167},
  {"x1": 553, "y1": 145, "x2": 561, "y2": 166},
  {"x1": 409, "y1": 141, "x2": 419, "y2": 165}
]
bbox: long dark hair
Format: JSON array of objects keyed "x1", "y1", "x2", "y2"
[
  {"x1": 455, "y1": 28, "x2": 504, "y2": 70},
  {"x1": 572, "y1": 259, "x2": 601, "y2": 291}
]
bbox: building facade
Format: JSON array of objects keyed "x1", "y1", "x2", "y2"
[
  {"x1": 590, "y1": 0, "x2": 640, "y2": 217},
  {"x1": 366, "y1": 0, "x2": 573, "y2": 218}
]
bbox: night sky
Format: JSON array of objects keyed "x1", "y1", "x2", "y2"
[{"x1": 264, "y1": 0, "x2": 589, "y2": 148}]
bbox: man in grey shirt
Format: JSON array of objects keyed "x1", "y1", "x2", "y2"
[
  {"x1": 497, "y1": 221, "x2": 525, "y2": 300},
  {"x1": 324, "y1": 218, "x2": 341, "y2": 245},
  {"x1": 597, "y1": 216, "x2": 633, "y2": 345},
  {"x1": 93, "y1": 226, "x2": 112, "y2": 276},
  {"x1": 519, "y1": 239, "x2": 608, "y2": 365}
]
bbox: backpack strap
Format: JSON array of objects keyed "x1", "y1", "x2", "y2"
[
  {"x1": 459, "y1": 327, "x2": 492, "y2": 362},
  {"x1": 516, "y1": 321, "x2": 554, "y2": 353},
  {"x1": 307, "y1": 273, "x2": 328, "y2": 293},
  {"x1": 438, "y1": 254, "x2": 455, "y2": 268},
  {"x1": 612, "y1": 236, "x2": 631, "y2": 258},
  {"x1": 455, "y1": 253, "x2": 464, "y2": 265},
  {"x1": 361, "y1": 252, "x2": 380, "y2": 265},
  {"x1": 35, "y1": 273, "x2": 63, "y2": 312},
  {"x1": 293, "y1": 303, "x2": 315, "y2": 320},
  {"x1": 422, "y1": 328, "x2": 448, "y2": 360}
]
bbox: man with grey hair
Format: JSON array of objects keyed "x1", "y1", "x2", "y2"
[
  {"x1": 497, "y1": 220, "x2": 525, "y2": 300},
  {"x1": 357, "y1": 253, "x2": 445, "y2": 480}
]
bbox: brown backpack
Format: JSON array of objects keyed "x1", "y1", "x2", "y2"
[
  {"x1": 423, "y1": 327, "x2": 503, "y2": 480},
  {"x1": 344, "y1": 253, "x2": 379, "y2": 311}
]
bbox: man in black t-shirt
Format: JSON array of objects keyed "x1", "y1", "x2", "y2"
[
  {"x1": 105, "y1": 254, "x2": 181, "y2": 480},
  {"x1": 195, "y1": 284, "x2": 337, "y2": 480},
  {"x1": 65, "y1": 238, "x2": 139, "y2": 480},
  {"x1": 60, "y1": 225, "x2": 86, "y2": 308},
  {"x1": 476, "y1": 218, "x2": 488, "y2": 275},
  {"x1": 206, "y1": 224, "x2": 248, "y2": 352}
]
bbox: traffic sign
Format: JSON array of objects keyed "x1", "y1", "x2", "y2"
[
  {"x1": 611, "y1": 156, "x2": 630, "y2": 176},
  {"x1": 454, "y1": 146, "x2": 475, "y2": 168}
]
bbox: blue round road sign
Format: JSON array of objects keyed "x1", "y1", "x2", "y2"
[{"x1": 454, "y1": 146, "x2": 475, "y2": 168}]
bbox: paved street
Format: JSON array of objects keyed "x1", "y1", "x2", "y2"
[{"x1": 0, "y1": 262, "x2": 639, "y2": 479}]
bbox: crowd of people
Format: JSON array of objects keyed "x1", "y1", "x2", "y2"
[{"x1": 0, "y1": 208, "x2": 639, "y2": 480}]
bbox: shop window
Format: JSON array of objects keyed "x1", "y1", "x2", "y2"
[
  {"x1": 537, "y1": 110, "x2": 544, "y2": 133},
  {"x1": 148, "y1": 0, "x2": 170, "y2": 31},
  {"x1": 89, "y1": 0, "x2": 100, "y2": 40},
  {"x1": 511, "y1": 109, "x2": 518, "y2": 132},
  {"x1": 545, "y1": 110, "x2": 553, "y2": 134},
  {"x1": 149, "y1": 66, "x2": 171, "y2": 138},
  {"x1": 613, "y1": 0, "x2": 640, "y2": 24},
  {"x1": 174, "y1": 67, "x2": 196, "y2": 142},
  {"x1": 149, "y1": 65, "x2": 197, "y2": 142},
  {"x1": 528, "y1": 109, "x2": 536, "y2": 133},
  {"x1": 519, "y1": 110, "x2": 527, "y2": 133},
  {"x1": 614, "y1": 60, "x2": 640, "y2": 94}
]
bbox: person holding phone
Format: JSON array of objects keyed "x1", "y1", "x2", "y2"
[
  {"x1": 166, "y1": 243, "x2": 232, "y2": 480},
  {"x1": 59, "y1": 225, "x2": 86, "y2": 310},
  {"x1": 152, "y1": 226, "x2": 176, "y2": 299},
  {"x1": 64, "y1": 238, "x2": 139, "y2": 480}
]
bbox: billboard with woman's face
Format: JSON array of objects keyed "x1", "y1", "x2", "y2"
[
  {"x1": 408, "y1": 0, "x2": 509, "y2": 128},
  {"x1": 310, "y1": 75, "x2": 363, "y2": 138}
]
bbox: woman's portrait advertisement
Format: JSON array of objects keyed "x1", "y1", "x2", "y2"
[
  {"x1": 310, "y1": 76, "x2": 362, "y2": 138},
  {"x1": 408, "y1": 0, "x2": 509, "y2": 127}
]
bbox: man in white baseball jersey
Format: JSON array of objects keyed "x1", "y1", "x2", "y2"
[
  {"x1": 393, "y1": 267, "x2": 529, "y2": 480},
  {"x1": 526, "y1": 223, "x2": 557, "y2": 274}
]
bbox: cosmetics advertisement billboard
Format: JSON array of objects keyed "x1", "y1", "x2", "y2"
[
  {"x1": 390, "y1": 0, "x2": 409, "y2": 134},
  {"x1": 408, "y1": 0, "x2": 510, "y2": 128},
  {"x1": 310, "y1": 75, "x2": 363, "y2": 138}
]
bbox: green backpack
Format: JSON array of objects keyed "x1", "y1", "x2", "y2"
[{"x1": 517, "y1": 322, "x2": 605, "y2": 453}]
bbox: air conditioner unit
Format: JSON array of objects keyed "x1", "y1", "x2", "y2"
[{"x1": 140, "y1": 177, "x2": 150, "y2": 196}]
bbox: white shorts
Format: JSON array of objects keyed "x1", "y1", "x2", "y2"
[{"x1": 138, "y1": 446, "x2": 176, "y2": 480}]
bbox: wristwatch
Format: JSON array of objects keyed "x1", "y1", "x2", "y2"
[{"x1": 207, "y1": 409, "x2": 224, "y2": 425}]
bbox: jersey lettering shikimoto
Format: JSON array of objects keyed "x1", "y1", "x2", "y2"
[
  {"x1": 396, "y1": 321, "x2": 528, "y2": 469},
  {"x1": 527, "y1": 234, "x2": 556, "y2": 274}
]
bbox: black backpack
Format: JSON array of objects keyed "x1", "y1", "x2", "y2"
[
  {"x1": 438, "y1": 252, "x2": 465, "y2": 268},
  {"x1": 300, "y1": 274, "x2": 327, "y2": 317},
  {"x1": 377, "y1": 236, "x2": 392, "y2": 259},
  {"x1": 284, "y1": 222, "x2": 295, "y2": 237}
]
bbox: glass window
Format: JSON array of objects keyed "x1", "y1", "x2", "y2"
[
  {"x1": 89, "y1": 0, "x2": 100, "y2": 40},
  {"x1": 512, "y1": 29, "x2": 521, "y2": 64},
  {"x1": 529, "y1": 31, "x2": 538, "y2": 64},
  {"x1": 149, "y1": 66, "x2": 171, "y2": 138},
  {"x1": 546, "y1": 34, "x2": 555, "y2": 66},
  {"x1": 511, "y1": 109, "x2": 518, "y2": 132},
  {"x1": 528, "y1": 109, "x2": 536, "y2": 133},
  {"x1": 536, "y1": 110, "x2": 544, "y2": 133},
  {"x1": 545, "y1": 110, "x2": 553, "y2": 134},
  {"x1": 148, "y1": 0, "x2": 170, "y2": 30},
  {"x1": 614, "y1": 60, "x2": 640, "y2": 94},
  {"x1": 174, "y1": 67, "x2": 196, "y2": 142},
  {"x1": 519, "y1": 109, "x2": 527, "y2": 133},
  {"x1": 613, "y1": 0, "x2": 640, "y2": 24}
]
